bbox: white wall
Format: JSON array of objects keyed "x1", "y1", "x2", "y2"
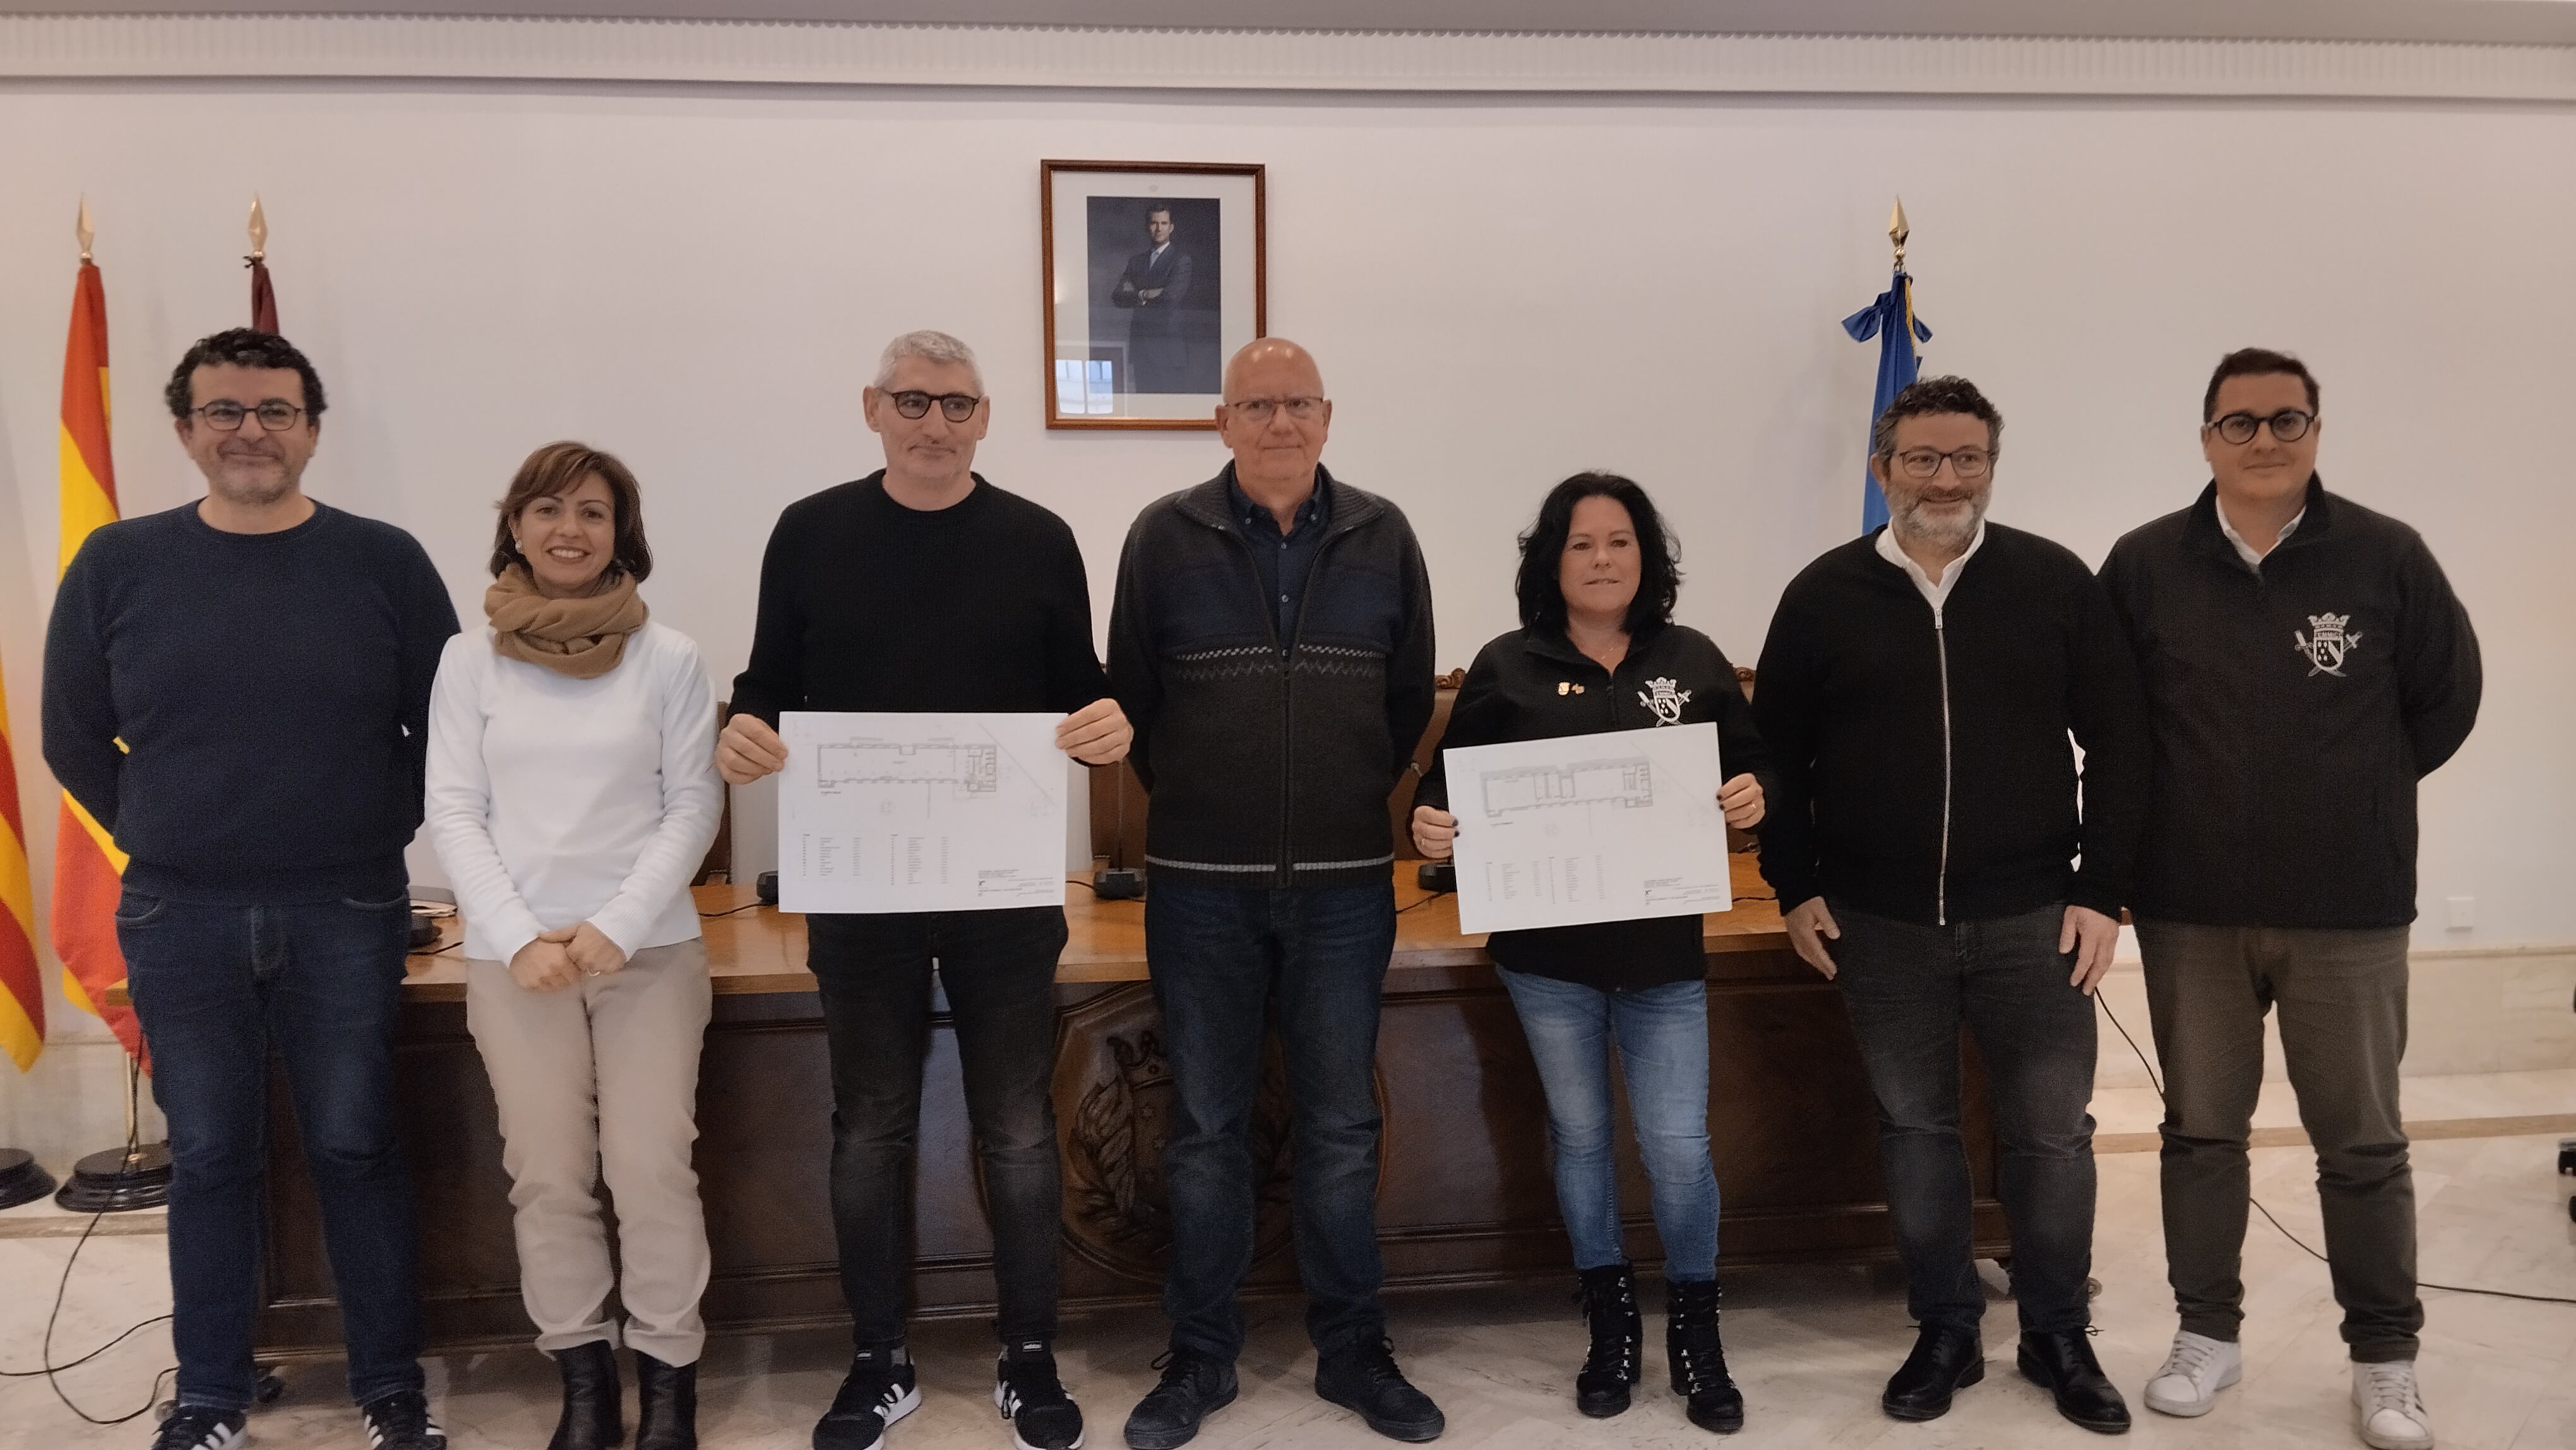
[{"x1": 0, "y1": 84, "x2": 2569, "y2": 1117}]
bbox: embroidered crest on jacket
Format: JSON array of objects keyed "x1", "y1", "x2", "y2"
[
  {"x1": 1638, "y1": 676, "x2": 1692, "y2": 724},
  {"x1": 2295, "y1": 612, "x2": 2363, "y2": 677}
]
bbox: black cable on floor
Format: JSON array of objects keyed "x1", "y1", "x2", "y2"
[
  {"x1": 0, "y1": 1095, "x2": 181, "y2": 1425},
  {"x1": 2096, "y1": 993, "x2": 2576, "y2": 1308}
]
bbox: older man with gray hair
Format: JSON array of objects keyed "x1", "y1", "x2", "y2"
[
  {"x1": 722, "y1": 330, "x2": 1131, "y2": 1450},
  {"x1": 1109, "y1": 338, "x2": 1441, "y2": 1448}
]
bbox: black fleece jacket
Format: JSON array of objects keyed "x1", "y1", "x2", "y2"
[
  {"x1": 2099, "y1": 476, "x2": 2479, "y2": 928},
  {"x1": 1109, "y1": 465, "x2": 1436, "y2": 889},
  {"x1": 1753, "y1": 522, "x2": 2149, "y2": 926},
  {"x1": 1417, "y1": 623, "x2": 1775, "y2": 991}
]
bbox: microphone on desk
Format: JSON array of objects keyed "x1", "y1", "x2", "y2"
[
  {"x1": 1417, "y1": 861, "x2": 1455, "y2": 892},
  {"x1": 1093, "y1": 764, "x2": 1145, "y2": 899}
]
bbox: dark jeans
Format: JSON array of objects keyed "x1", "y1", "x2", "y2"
[
  {"x1": 117, "y1": 889, "x2": 425, "y2": 1413},
  {"x1": 1147, "y1": 877, "x2": 1396, "y2": 1362},
  {"x1": 806, "y1": 906, "x2": 1068, "y2": 1350},
  {"x1": 1831, "y1": 902, "x2": 2099, "y2": 1336},
  {"x1": 2135, "y1": 920, "x2": 2421, "y2": 1362}
]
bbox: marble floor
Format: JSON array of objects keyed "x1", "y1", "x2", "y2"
[{"x1": 4, "y1": 1115, "x2": 2572, "y2": 1448}]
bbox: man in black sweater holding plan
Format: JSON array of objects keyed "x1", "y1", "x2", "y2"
[
  {"x1": 719, "y1": 330, "x2": 1128, "y2": 1450},
  {"x1": 44, "y1": 330, "x2": 459, "y2": 1450},
  {"x1": 1753, "y1": 375, "x2": 2147, "y2": 1437}
]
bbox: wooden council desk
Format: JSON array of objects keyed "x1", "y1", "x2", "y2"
[{"x1": 240, "y1": 857, "x2": 2007, "y2": 1358}]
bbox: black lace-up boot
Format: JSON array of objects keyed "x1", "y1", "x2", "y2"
[
  {"x1": 1666, "y1": 1278, "x2": 1744, "y2": 1434},
  {"x1": 1574, "y1": 1264, "x2": 1642, "y2": 1417}
]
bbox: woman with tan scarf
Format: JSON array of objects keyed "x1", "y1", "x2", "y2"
[{"x1": 424, "y1": 442, "x2": 722, "y2": 1450}]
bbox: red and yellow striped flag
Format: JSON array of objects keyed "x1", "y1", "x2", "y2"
[
  {"x1": 0, "y1": 659, "x2": 42, "y2": 1072},
  {"x1": 54, "y1": 256, "x2": 143, "y2": 1063}
]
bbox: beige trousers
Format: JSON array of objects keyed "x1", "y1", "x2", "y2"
[{"x1": 465, "y1": 938, "x2": 713, "y2": 1365}]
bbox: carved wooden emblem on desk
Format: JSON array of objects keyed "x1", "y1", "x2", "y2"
[{"x1": 1050, "y1": 983, "x2": 1384, "y2": 1284}]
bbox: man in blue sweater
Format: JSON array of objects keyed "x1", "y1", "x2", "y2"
[{"x1": 44, "y1": 330, "x2": 460, "y2": 1450}]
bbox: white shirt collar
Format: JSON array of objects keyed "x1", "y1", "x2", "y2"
[
  {"x1": 1875, "y1": 519, "x2": 1988, "y2": 613},
  {"x1": 2217, "y1": 505, "x2": 2305, "y2": 570}
]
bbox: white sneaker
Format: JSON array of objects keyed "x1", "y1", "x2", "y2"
[
  {"x1": 2351, "y1": 1360, "x2": 2434, "y2": 1450},
  {"x1": 2143, "y1": 1330, "x2": 2242, "y2": 1417}
]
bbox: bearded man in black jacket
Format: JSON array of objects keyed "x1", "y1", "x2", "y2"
[
  {"x1": 2101, "y1": 350, "x2": 2478, "y2": 1450},
  {"x1": 1753, "y1": 375, "x2": 2148, "y2": 1435}
]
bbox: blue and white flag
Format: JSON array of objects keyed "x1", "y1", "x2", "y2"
[{"x1": 1842, "y1": 270, "x2": 1932, "y2": 533}]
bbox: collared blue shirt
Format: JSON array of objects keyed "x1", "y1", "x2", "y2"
[{"x1": 1227, "y1": 469, "x2": 1330, "y2": 646}]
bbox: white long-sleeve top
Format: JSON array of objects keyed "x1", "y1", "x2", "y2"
[{"x1": 424, "y1": 620, "x2": 722, "y2": 966}]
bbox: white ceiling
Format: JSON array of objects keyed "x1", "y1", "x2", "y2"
[{"x1": 6, "y1": 0, "x2": 2575, "y2": 44}]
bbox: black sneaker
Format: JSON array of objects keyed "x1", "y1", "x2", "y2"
[
  {"x1": 1122, "y1": 1348, "x2": 1237, "y2": 1450},
  {"x1": 148, "y1": 1406, "x2": 246, "y2": 1450},
  {"x1": 995, "y1": 1339, "x2": 1086, "y2": 1450},
  {"x1": 359, "y1": 1389, "x2": 448, "y2": 1449},
  {"x1": 1315, "y1": 1338, "x2": 1445, "y2": 1443},
  {"x1": 814, "y1": 1349, "x2": 922, "y2": 1450}
]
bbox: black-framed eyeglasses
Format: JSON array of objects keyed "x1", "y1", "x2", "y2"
[
  {"x1": 1227, "y1": 395, "x2": 1327, "y2": 424},
  {"x1": 888, "y1": 391, "x2": 982, "y2": 422},
  {"x1": 192, "y1": 400, "x2": 306, "y2": 432},
  {"x1": 1889, "y1": 446, "x2": 1994, "y2": 481},
  {"x1": 2209, "y1": 409, "x2": 2315, "y2": 445}
]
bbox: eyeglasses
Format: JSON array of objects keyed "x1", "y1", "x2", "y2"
[
  {"x1": 888, "y1": 391, "x2": 982, "y2": 422},
  {"x1": 1227, "y1": 396, "x2": 1327, "y2": 424},
  {"x1": 191, "y1": 400, "x2": 306, "y2": 432},
  {"x1": 2209, "y1": 409, "x2": 2315, "y2": 445},
  {"x1": 1888, "y1": 447, "x2": 1994, "y2": 481}
]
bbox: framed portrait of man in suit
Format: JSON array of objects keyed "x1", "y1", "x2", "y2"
[{"x1": 1042, "y1": 160, "x2": 1266, "y2": 429}]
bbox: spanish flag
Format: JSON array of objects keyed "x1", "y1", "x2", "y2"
[
  {"x1": 0, "y1": 659, "x2": 42, "y2": 1072},
  {"x1": 54, "y1": 255, "x2": 143, "y2": 1063}
]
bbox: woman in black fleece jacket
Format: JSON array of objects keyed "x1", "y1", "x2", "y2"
[{"x1": 1412, "y1": 473, "x2": 1770, "y2": 1437}]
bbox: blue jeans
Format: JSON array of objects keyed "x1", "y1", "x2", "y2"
[
  {"x1": 1496, "y1": 969, "x2": 1719, "y2": 1281},
  {"x1": 1830, "y1": 902, "x2": 2099, "y2": 1336},
  {"x1": 1146, "y1": 877, "x2": 1395, "y2": 1361},
  {"x1": 118, "y1": 889, "x2": 426, "y2": 1413}
]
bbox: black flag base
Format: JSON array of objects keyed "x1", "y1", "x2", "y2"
[
  {"x1": 54, "y1": 1053, "x2": 172, "y2": 1212},
  {"x1": 54, "y1": 1141, "x2": 171, "y2": 1213},
  {"x1": 0, "y1": 1147, "x2": 58, "y2": 1210}
]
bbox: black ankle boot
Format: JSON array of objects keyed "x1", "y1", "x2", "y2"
[
  {"x1": 1574, "y1": 1264, "x2": 1643, "y2": 1417},
  {"x1": 549, "y1": 1340, "x2": 623, "y2": 1450},
  {"x1": 1666, "y1": 1279, "x2": 1744, "y2": 1434},
  {"x1": 633, "y1": 1350, "x2": 697, "y2": 1450}
]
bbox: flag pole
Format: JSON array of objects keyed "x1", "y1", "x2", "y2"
[
  {"x1": 0, "y1": 302, "x2": 57, "y2": 1198},
  {"x1": 1889, "y1": 195, "x2": 1909, "y2": 272},
  {"x1": 48, "y1": 200, "x2": 172, "y2": 1213},
  {"x1": 247, "y1": 193, "x2": 278, "y2": 333}
]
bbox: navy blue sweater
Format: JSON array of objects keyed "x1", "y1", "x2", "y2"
[{"x1": 43, "y1": 501, "x2": 460, "y2": 904}]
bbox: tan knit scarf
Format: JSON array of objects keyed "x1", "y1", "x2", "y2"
[{"x1": 484, "y1": 564, "x2": 647, "y2": 679}]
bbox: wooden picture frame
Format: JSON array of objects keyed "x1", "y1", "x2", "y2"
[{"x1": 1041, "y1": 160, "x2": 1267, "y2": 431}]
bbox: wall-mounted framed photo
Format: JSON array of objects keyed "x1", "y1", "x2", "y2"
[{"x1": 1041, "y1": 160, "x2": 1265, "y2": 430}]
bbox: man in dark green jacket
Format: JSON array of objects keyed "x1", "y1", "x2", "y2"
[{"x1": 2101, "y1": 348, "x2": 2479, "y2": 1450}]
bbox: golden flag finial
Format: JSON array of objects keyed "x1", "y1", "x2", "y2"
[
  {"x1": 247, "y1": 194, "x2": 268, "y2": 263},
  {"x1": 77, "y1": 196, "x2": 95, "y2": 263},
  {"x1": 1888, "y1": 196, "x2": 1910, "y2": 270}
]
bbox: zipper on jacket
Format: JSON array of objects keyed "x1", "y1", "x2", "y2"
[
  {"x1": 1209, "y1": 508, "x2": 1363, "y2": 884},
  {"x1": 1279, "y1": 520, "x2": 1363, "y2": 881},
  {"x1": 1933, "y1": 604, "x2": 1955, "y2": 926}
]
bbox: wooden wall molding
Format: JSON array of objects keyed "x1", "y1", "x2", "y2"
[{"x1": 3, "y1": 13, "x2": 2573, "y2": 102}]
